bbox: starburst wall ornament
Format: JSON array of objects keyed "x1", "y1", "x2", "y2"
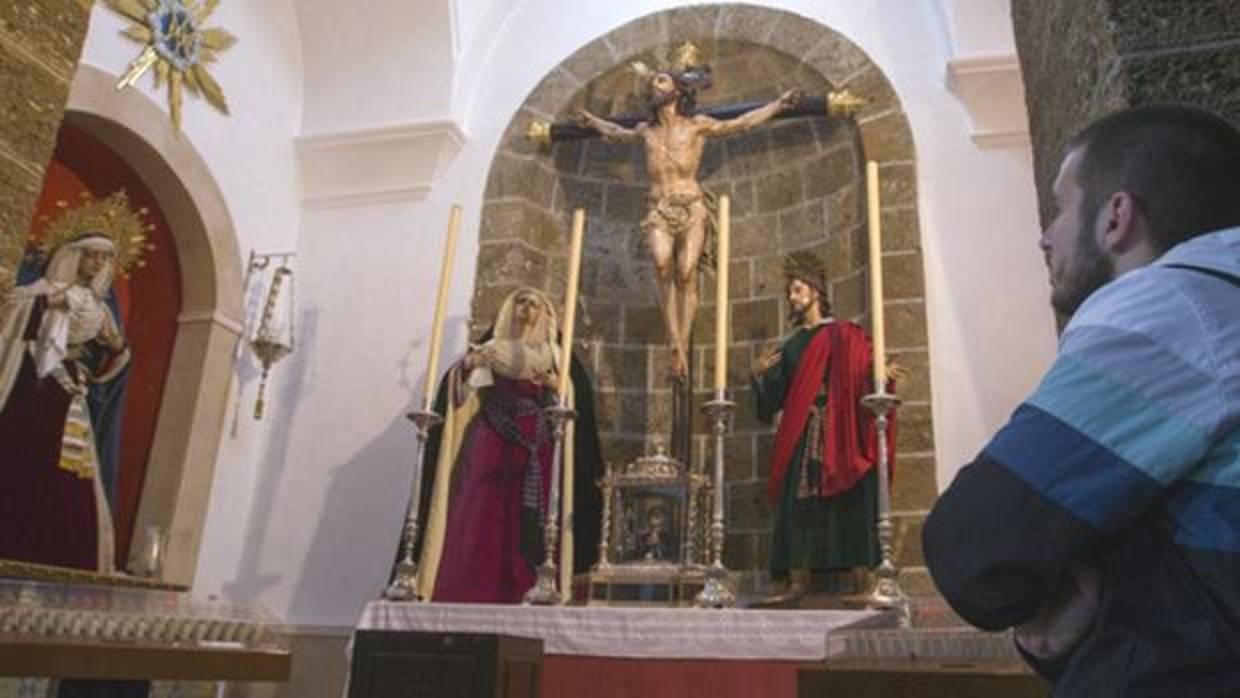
[{"x1": 105, "y1": 0, "x2": 237, "y2": 129}]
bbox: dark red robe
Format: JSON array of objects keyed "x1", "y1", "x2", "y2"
[{"x1": 767, "y1": 320, "x2": 894, "y2": 504}]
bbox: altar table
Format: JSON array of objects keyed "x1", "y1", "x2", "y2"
[{"x1": 349, "y1": 601, "x2": 876, "y2": 698}]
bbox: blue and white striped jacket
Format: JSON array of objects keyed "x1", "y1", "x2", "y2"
[{"x1": 925, "y1": 227, "x2": 1240, "y2": 697}]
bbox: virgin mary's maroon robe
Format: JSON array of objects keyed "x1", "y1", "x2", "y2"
[{"x1": 432, "y1": 375, "x2": 555, "y2": 603}]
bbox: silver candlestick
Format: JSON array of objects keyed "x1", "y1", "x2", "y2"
[
  {"x1": 861, "y1": 390, "x2": 911, "y2": 627},
  {"x1": 384, "y1": 406, "x2": 444, "y2": 601},
  {"x1": 695, "y1": 390, "x2": 736, "y2": 608},
  {"x1": 524, "y1": 403, "x2": 576, "y2": 605},
  {"x1": 594, "y1": 461, "x2": 614, "y2": 571}
]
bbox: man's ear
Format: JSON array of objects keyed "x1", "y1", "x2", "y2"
[{"x1": 1098, "y1": 191, "x2": 1143, "y2": 253}]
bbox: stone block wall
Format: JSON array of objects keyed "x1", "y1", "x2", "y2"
[
  {"x1": 474, "y1": 5, "x2": 935, "y2": 592},
  {"x1": 1012, "y1": 0, "x2": 1240, "y2": 225},
  {"x1": 0, "y1": 0, "x2": 92, "y2": 291}
]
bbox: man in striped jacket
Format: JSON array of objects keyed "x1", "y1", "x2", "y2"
[{"x1": 924, "y1": 105, "x2": 1240, "y2": 696}]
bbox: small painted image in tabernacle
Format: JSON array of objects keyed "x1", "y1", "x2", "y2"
[{"x1": 619, "y1": 492, "x2": 682, "y2": 565}]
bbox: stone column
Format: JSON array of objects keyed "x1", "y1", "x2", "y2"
[
  {"x1": 0, "y1": 0, "x2": 92, "y2": 290},
  {"x1": 1012, "y1": 0, "x2": 1240, "y2": 224}
]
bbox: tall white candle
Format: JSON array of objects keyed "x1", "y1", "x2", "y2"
[
  {"x1": 423, "y1": 205, "x2": 461, "y2": 410},
  {"x1": 557, "y1": 209, "x2": 586, "y2": 403},
  {"x1": 866, "y1": 161, "x2": 887, "y2": 389},
  {"x1": 714, "y1": 195, "x2": 731, "y2": 393}
]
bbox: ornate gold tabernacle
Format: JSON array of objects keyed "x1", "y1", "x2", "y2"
[{"x1": 575, "y1": 444, "x2": 711, "y2": 606}]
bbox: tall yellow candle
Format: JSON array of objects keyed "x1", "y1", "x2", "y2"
[
  {"x1": 556, "y1": 208, "x2": 586, "y2": 402},
  {"x1": 423, "y1": 205, "x2": 461, "y2": 410},
  {"x1": 866, "y1": 161, "x2": 887, "y2": 389},
  {"x1": 714, "y1": 194, "x2": 731, "y2": 393}
]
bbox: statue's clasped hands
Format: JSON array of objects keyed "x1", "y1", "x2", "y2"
[
  {"x1": 536, "y1": 368, "x2": 559, "y2": 390},
  {"x1": 464, "y1": 343, "x2": 496, "y2": 371}
]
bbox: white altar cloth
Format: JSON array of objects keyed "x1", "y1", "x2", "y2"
[{"x1": 357, "y1": 601, "x2": 875, "y2": 661}]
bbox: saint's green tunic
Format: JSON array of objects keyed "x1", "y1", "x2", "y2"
[{"x1": 753, "y1": 323, "x2": 879, "y2": 580}]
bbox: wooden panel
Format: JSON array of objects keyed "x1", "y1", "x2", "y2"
[
  {"x1": 0, "y1": 636, "x2": 290, "y2": 680},
  {"x1": 349, "y1": 631, "x2": 542, "y2": 698}
]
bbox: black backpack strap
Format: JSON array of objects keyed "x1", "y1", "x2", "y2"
[
  {"x1": 1158, "y1": 262, "x2": 1240, "y2": 653},
  {"x1": 1163, "y1": 263, "x2": 1240, "y2": 288}
]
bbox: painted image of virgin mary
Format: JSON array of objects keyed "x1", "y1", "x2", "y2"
[{"x1": 0, "y1": 232, "x2": 130, "y2": 573}]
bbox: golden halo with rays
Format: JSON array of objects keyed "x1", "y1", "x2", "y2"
[
  {"x1": 105, "y1": 0, "x2": 237, "y2": 129},
  {"x1": 35, "y1": 190, "x2": 156, "y2": 277}
]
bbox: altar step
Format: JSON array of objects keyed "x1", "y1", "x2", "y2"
[
  {"x1": 741, "y1": 565, "x2": 938, "y2": 610},
  {"x1": 799, "y1": 658, "x2": 1049, "y2": 698},
  {"x1": 802, "y1": 595, "x2": 1049, "y2": 697}
]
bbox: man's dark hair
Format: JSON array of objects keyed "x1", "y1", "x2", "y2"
[
  {"x1": 1068, "y1": 104, "x2": 1240, "y2": 253},
  {"x1": 782, "y1": 249, "x2": 832, "y2": 316}
]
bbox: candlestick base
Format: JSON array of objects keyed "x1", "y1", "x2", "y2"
[
  {"x1": 693, "y1": 563, "x2": 735, "y2": 608},
  {"x1": 383, "y1": 558, "x2": 423, "y2": 602},
  {"x1": 866, "y1": 559, "x2": 912, "y2": 627},
  {"x1": 382, "y1": 407, "x2": 444, "y2": 603},
  {"x1": 521, "y1": 403, "x2": 576, "y2": 607},
  {"x1": 522, "y1": 561, "x2": 561, "y2": 606}
]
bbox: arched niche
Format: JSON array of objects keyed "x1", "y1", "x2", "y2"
[
  {"x1": 60, "y1": 64, "x2": 244, "y2": 587},
  {"x1": 473, "y1": 5, "x2": 933, "y2": 587}
]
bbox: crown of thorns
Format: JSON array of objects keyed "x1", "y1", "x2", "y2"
[
  {"x1": 629, "y1": 41, "x2": 712, "y2": 90},
  {"x1": 783, "y1": 250, "x2": 827, "y2": 294}
]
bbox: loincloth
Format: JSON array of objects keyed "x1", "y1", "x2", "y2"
[{"x1": 640, "y1": 191, "x2": 717, "y2": 270}]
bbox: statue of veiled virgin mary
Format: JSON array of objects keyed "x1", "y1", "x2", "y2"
[
  {"x1": 0, "y1": 232, "x2": 131, "y2": 572},
  {"x1": 413, "y1": 287, "x2": 602, "y2": 602}
]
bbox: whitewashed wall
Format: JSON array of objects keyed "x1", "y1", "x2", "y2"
[
  {"x1": 77, "y1": 1, "x2": 305, "y2": 606},
  {"x1": 76, "y1": 0, "x2": 1055, "y2": 628}
]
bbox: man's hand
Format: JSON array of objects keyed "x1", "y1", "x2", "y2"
[
  {"x1": 1014, "y1": 564, "x2": 1099, "y2": 659},
  {"x1": 573, "y1": 108, "x2": 596, "y2": 128},
  {"x1": 753, "y1": 346, "x2": 782, "y2": 375},
  {"x1": 778, "y1": 89, "x2": 803, "y2": 111},
  {"x1": 886, "y1": 357, "x2": 909, "y2": 383}
]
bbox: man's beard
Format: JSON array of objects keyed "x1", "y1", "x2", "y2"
[
  {"x1": 650, "y1": 88, "x2": 679, "y2": 111},
  {"x1": 788, "y1": 300, "x2": 814, "y2": 325},
  {"x1": 1050, "y1": 226, "x2": 1115, "y2": 316}
]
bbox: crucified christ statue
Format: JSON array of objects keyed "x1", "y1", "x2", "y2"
[{"x1": 577, "y1": 68, "x2": 800, "y2": 380}]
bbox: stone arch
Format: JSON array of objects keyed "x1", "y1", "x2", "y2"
[
  {"x1": 473, "y1": 4, "x2": 932, "y2": 590},
  {"x1": 63, "y1": 64, "x2": 244, "y2": 586}
]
